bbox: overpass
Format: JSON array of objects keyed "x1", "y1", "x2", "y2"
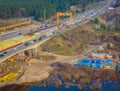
[{"x1": 0, "y1": 37, "x2": 50, "y2": 63}]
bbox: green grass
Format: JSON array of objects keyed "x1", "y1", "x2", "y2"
[
  {"x1": 41, "y1": 23, "x2": 96, "y2": 56},
  {"x1": 41, "y1": 34, "x2": 78, "y2": 56}
]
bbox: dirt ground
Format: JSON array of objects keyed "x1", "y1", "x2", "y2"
[{"x1": 0, "y1": 53, "x2": 74, "y2": 86}]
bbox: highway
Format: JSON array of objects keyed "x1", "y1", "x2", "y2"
[
  {"x1": 0, "y1": 0, "x2": 114, "y2": 62},
  {"x1": 0, "y1": 1, "x2": 109, "y2": 41}
]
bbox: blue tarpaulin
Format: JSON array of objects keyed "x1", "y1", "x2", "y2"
[{"x1": 105, "y1": 58, "x2": 112, "y2": 64}]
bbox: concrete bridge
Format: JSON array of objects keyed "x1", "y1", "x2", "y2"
[{"x1": 0, "y1": 37, "x2": 50, "y2": 63}]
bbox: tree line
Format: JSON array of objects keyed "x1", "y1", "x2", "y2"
[{"x1": 0, "y1": 0, "x2": 104, "y2": 20}]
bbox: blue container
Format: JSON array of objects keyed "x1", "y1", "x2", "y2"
[
  {"x1": 75, "y1": 61, "x2": 82, "y2": 66},
  {"x1": 95, "y1": 59, "x2": 104, "y2": 64},
  {"x1": 76, "y1": 58, "x2": 90, "y2": 67},
  {"x1": 75, "y1": 58, "x2": 113, "y2": 69},
  {"x1": 82, "y1": 58, "x2": 89, "y2": 63},
  {"x1": 106, "y1": 59, "x2": 112, "y2": 64},
  {"x1": 89, "y1": 59, "x2": 104, "y2": 69},
  {"x1": 90, "y1": 63, "x2": 103, "y2": 68},
  {"x1": 96, "y1": 63, "x2": 104, "y2": 68},
  {"x1": 115, "y1": 65, "x2": 119, "y2": 71}
]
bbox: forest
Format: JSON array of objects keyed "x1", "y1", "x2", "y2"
[{"x1": 0, "y1": 0, "x2": 105, "y2": 20}]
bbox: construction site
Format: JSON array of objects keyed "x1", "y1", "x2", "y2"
[
  {"x1": 0, "y1": 1, "x2": 119, "y2": 91},
  {"x1": 0, "y1": 18, "x2": 120, "y2": 87}
]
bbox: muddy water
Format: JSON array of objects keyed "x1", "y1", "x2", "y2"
[
  {"x1": 0, "y1": 80, "x2": 120, "y2": 91},
  {"x1": 28, "y1": 80, "x2": 120, "y2": 91}
]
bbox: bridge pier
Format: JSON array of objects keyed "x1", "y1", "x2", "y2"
[
  {"x1": 24, "y1": 49, "x2": 33, "y2": 57},
  {"x1": 17, "y1": 52, "x2": 25, "y2": 56},
  {"x1": 34, "y1": 46, "x2": 42, "y2": 57},
  {"x1": 24, "y1": 46, "x2": 42, "y2": 57}
]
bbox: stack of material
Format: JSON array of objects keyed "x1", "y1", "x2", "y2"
[{"x1": 91, "y1": 53, "x2": 106, "y2": 59}]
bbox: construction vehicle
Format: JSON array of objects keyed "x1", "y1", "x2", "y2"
[
  {"x1": 8, "y1": 57, "x2": 15, "y2": 62},
  {"x1": 104, "y1": 65, "x2": 115, "y2": 70},
  {"x1": 0, "y1": 20, "x2": 31, "y2": 31},
  {"x1": 0, "y1": 72, "x2": 19, "y2": 82}
]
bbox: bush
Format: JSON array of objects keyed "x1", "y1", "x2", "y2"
[
  {"x1": 100, "y1": 23, "x2": 106, "y2": 29},
  {"x1": 73, "y1": 73, "x2": 80, "y2": 80},
  {"x1": 94, "y1": 18, "x2": 99, "y2": 24},
  {"x1": 62, "y1": 73, "x2": 72, "y2": 81}
]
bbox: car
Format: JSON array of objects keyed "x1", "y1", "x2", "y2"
[
  {"x1": 19, "y1": 33, "x2": 22, "y2": 35},
  {"x1": 40, "y1": 26, "x2": 43, "y2": 28},
  {"x1": 30, "y1": 41, "x2": 34, "y2": 44},
  {"x1": 13, "y1": 48, "x2": 17, "y2": 50},
  {"x1": 38, "y1": 37, "x2": 43, "y2": 41},
  {"x1": 24, "y1": 43, "x2": 30, "y2": 46},
  {"x1": 75, "y1": 22, "x2": 78, "y2": 25},
  {"x1": 0, "y1": 54, "x2": 4, "y2": 57},
  {"x1": 45, "y1": 25, "x2": 47, "y2": 27},
  {"x1": 33, "y1": 39, "x2": 37, "y2": 42},
  {"x1": 30, "y1": 30, "x2": 33, "y2": 32},
  {"x1": 85, "y1": 19, "x2": 87, "y2": 21},
  {"x1": 3, "y1": 51, "x2": 7, "y2": 54}
]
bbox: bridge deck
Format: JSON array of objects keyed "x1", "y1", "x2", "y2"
[
  {"x1": 0, "y1": 37, "x2": 50, "y2": 63},
  {"x1": 0, "y1": 35, "x2": 39, "y2": 51}
]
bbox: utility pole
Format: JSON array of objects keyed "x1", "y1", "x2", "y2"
[
  {"x1": 83, "y1": 0, "x2": 86, "y2": 11},
  {"x1": 78, "y1": 0, "x2": 81, "y2": 7},
  {"x1": 43, "y1": 9, "x2": 46, "y2": 21},
  {"x1": 93, "y1": 0, "x2": 96, "y2": 8},
  {"x1": 89, "y1": 0, "x2": 92, "y2": 9},
  {"x1": 66, "y1": 0, "x2": 70, "y2": 12},
  {"x1": 105, "y1": 0, "x2": 108, "y2": 4},
  {"x1": 91, "y1": 0, "x2": 94, "y2": 9},
  {"x1": 43, "y1": 2, "x2": 46, "y2": 22},
  {"x1": 66, "y1": 3, "x2": 68, "y2": 12}
]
